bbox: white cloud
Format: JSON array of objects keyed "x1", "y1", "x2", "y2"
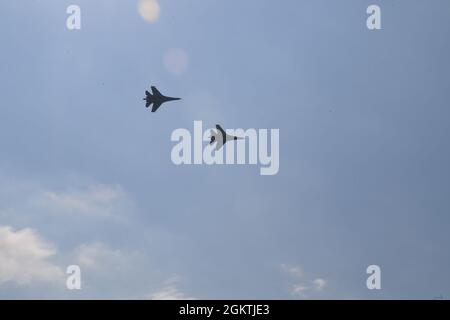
[
  {"x1": 280, "y1": 264, "x2": 304, "y2": 277},
  {"x1": 312, "y1": 278, "x2": 327, "y2": 291},
  {"x1": 0, "y1": 225, "x2": 64, "y2": 285},
  {"x1": 148, "y1": 276, "x2": 195, "y2": 300}
]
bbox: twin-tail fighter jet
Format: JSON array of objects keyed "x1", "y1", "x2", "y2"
[
  {"x1": 209, "y1": 124, "x2": 243, "y2": 151},
  {"x1": 143, "y1": 86, "x2": 181, "y2": 112}
]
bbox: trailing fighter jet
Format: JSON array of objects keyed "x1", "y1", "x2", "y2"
[
  {"x1": 209, "y1": 124, "x2": 243, "y2": 150},
  {"x1": 143, "y1": 86, "x2": 181, "y2": 112}
]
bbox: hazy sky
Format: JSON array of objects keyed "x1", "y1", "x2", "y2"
[{"x1": 0, "y1": 0, "x2": 449, "y2": 299}]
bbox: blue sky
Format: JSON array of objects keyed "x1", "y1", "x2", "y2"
[{"x1": 0, "y1": 0, "x2": 449, "y2": 299}]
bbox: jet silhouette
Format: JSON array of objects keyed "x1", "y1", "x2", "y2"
[
  {"x1": 209, "y1": 124, "x2": 243, "y2": 150},
  {"x1": 143, "y1": 86, "x2": 181, "y2": 112}
]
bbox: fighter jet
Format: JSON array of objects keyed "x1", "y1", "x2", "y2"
[
  {"x1": 143, "y1": 86, "x2": 181, "y2": 112},
  {"x1": 209, "y1": 124, "x2": 243, "y2": 150}
]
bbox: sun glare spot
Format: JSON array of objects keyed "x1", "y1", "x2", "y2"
[
  {"x1": 138, "y1": 0, "x2": 160, "y2": 23},
  {"x1": 163, "y1": 48, "x2": 189, "y2": 75}
]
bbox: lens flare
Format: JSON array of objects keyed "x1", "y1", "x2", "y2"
[
  {"x1": 163, "y1": 48, "x2": 189, "y2": 75},
  {"x1": 138, "y1": 0, "x2": 160, "y2": 23}
]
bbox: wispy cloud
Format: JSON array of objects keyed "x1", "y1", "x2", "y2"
[
  {"x1": 36, "y1": 184, "x2": 133, "y2": 220},
  {"x1": 280, "y1": 263, "x2": 328, "y2": 298},
  {"x1": 148, "y1": 275, "x2": 195, "y2": 300},
  {"x1": 0, "y1": 177, "x2": 179, "y2": 298},
  {"x1": 291, "y1": 284, "x2": 309, "y2": 295},
  {"x1": 280, "y1": 263, "x2": 304, "y2": 277},
  {"x1": 73, "y1": 242, "x2": 127, "y2": 270}
]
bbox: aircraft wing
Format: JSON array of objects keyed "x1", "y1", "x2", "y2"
[
  {"x1": 216, "y1": 125, "x2": 227, "y2": 145},
  {"x1": 151, "y1": 101, "x2": 162, "y2": 112},
  {"x1": 216, "y1": 125, "x2": 227, "y2": 136},
  {"x1": 151, "y1": 86, "x2": 162, "y2": 97}
]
